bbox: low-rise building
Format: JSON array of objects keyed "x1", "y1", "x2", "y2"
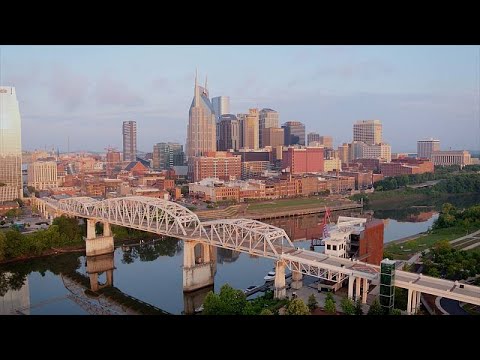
[
  {"x1": 242, "y1": 161, "x2": 270, "y2": 179},
  {"x1": 431, "y1": 150, "x2": 471, "y2": 168},
  {"x1": 380, "y1": 158, "x2": 434, "y2": 177},
  {"x1": 27, "y1": 161, "x2": 58, "y2": 190},
  {"x1": 189, "y1": 151, "x2": 242, "y2": 182}
]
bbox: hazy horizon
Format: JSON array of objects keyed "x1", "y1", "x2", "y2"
[{"x1": 2, "y1": 45, "x2": 479, "y2": 153}]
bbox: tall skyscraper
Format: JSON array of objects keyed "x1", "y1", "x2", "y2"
[
  {"x1": 337, "y1": 143, "x2": 350, "y2": 165},
  {"x1": 153, "y1": 142, "x2": 185, "y2": 171},
  {"x1": 122, "y1": 121, "x2": 137, "y2": 162},
  {"x1": 353, "y1": 120, "x2": 382, "y2": 145},
  {"x1": 417, "y1": 139, "x2": 440, "y2": 159},
  {"x1": 237, "y1": 113, "x2": 247, "y2": 148},
  {"x1": 0, "y1": 86, "x2": 23, "y2": 201},
  {"x1": 212, "y1": 96, "x2": 230, "y2": 122},
  {"x1": 307, "y1": 132, "x2": 320, "y2": 146},
  {"x1": 242, "y1": 108, "x2": 259, "y2": 150},
  {"x1": 217, "y1": 114, "x2": 240, "y2": 151},
  {"x1": 282, "y1": 121, "x2": 305, "y2": 146},
  {"x1": 186, "y1": 73, "x2": 216, "y2": 158},
  {"x1": 259, "y1": 108, "x2": 279, "y2": 148}
]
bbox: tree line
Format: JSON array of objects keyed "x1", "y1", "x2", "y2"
[{"x1": 0, "y1": 216, "x2": 85, "y2": 262}]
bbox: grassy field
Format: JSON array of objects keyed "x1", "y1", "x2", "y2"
[
  {"x1": 384, "y1": 227, "x2": 474, "y2": 260},
  {"x1": 247, "y1": 197, "x2": 330, "y2": 212}
]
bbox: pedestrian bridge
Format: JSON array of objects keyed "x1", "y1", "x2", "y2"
[{"x1": 34, "y1": 196, "x2": 480, "y2": 313}]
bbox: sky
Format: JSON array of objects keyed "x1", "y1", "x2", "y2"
[{"x1": 1, "y1": 45, "x2": 479, "y2": 153}]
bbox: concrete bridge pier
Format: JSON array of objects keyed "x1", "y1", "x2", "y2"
[
  {"x1": 291, "y1": 267, "x2": 303, "y2": 290},
  {"x1": 348, "y1": 274, "x2": 354, "y2": 299},
  {"x1": 85, "y1": 220, "x2": 114, "y2": 257},
  {"x1": 183, "y1": 240, "x2": 215, "y2": 292},
  {"x1": 407, "y1": 289, "x2": 422, "y2": 315},
  {"x1": 274, "y1": 260, "x2": 286, "y2": 299},
  {"x1": 86, "y1": 252, "x2": 115, "y2": 292}
]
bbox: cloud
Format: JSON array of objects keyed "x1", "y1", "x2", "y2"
[
  {"x1": 49, "y1": 65, "x2": 91, "y2": 111},
  {"x1": 94, "y1": 75, "x2": 144, "y2": 107}
]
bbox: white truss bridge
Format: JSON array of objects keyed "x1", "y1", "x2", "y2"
[{"x1": 37, "y1": 196, "x2": 480, "y2": 308}]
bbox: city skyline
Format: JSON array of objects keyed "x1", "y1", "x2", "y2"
[{"x1": 1, "y1": 45, "x2": 479, "y2": 152}]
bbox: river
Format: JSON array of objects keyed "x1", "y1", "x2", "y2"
[{"x1": 1, "y1": 196, "x2": 471, "y2": 315}]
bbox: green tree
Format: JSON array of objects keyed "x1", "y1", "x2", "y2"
[
  {"x1": 307, "y1": 294, "x2": 318, "y2": 311},
  {"x1": 390, "y1": 308, "x2": 402, "y2": 315},
  {"x1": 218, "y1": 284, "x2": 247, "y2": 315},
  {"x1": 202, "y1": 284, "x2": 247, "y2": 315},
  {"x1": 355, "y1": 298, "x2": 364, "y2": 315},
  {"x1": 285, "y1": 298, "x2": 310, "y2": 315},
  {"x1": 367, "y1": 298, "x2": 384, "y2": 315},
  {"x1": 0, "y1": 231, "x2": 6, "y2": 261},
  {"x1": 259, "y1": 308, "x2": 274, "y2": 315},
  {"x1": 242, "y1": 301, "x2": 256, "y2": 315},
  {"x1": 202, "y1": 291, "x2": 223, "y2": 315},
  {"x1": 324, "y1": 298, "x2": 336, "y2": 314},
  {"x1": 4, "y1": 230, "x2": 25, "y2": 259},
  {"x1": 52, "y1": 216, "x2": 83, "y2": 243},
  {"x1": 340, "y1": 297, "x2": 355, "y2": 315}
]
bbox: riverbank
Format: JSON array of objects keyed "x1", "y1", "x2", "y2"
[
  {"x1": 196, "y1": 196, "x2": 361, "y2": 221},
  {"x1": 362, "y1": 191, "x2": 480, "y2": 211},
  {"x1": 384, "y1": 226, "x2": 480, "y2": 260},
  {"x1": 0, "y1": 244, "x2": 85, "y2": 265}
]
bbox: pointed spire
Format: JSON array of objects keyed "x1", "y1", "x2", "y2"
[
  {"x1": 194, "y1": 68, "x2": 200, "y2": 107},
  {"x1": 205, "y1": 74, "x2": 208, "y2": 91}
]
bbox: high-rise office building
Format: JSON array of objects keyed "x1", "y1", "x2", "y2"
[
  {"x1": 122, "y1": 121, "x2": 137, "y2": 162},
  {"x1": 417, "y1": 139, "x2": 440, "y2": 159},
  {"x1": 259, "y1": 108, "x2": 279, "y2": 148},
  {"x1": 319, "y1": 136, "x2": 333, "y2": 149},
  {"x1": 337, "y1": 143, "x2": 350, "y2": 166},
  {"x1": 186, "y1": 73, "x2": 216, "y2": 158},
  {"x1": 307, "y1": 132, "x2": 320, "y2": 146},
  {"x1": 237, "y1": 113, "x2": 247, "y2": 148},
  {"x1": 282, "y1": 121, "x2": 305, "y2": 146},
  {"x1": 262, "y1": 127, "x2": 284, "y2": 147},
  {"x1": 242, "y1": 108, "x2": 259, "y2": 150},
  {"x1": 353, "y1": 120, "x2": 382, "y2": 145},
  {"x1": 217, "y1": 114, "x2": 240, "y2": 151},
  {"x1": 152, "y1": 142, "x2": 185, "y2": 171},
  {"x1": 106, "y1": 149, "x2": 121, "y2": 178},
  {"x1": 212, "y1": 96, "x2": 230, "y2": 122},
  {"x1": 0, "y1": 86, "x2": 23, "y2": 201}
]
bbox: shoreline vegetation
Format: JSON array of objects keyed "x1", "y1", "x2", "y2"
[
  {"x1": 0, "y1": 216, "x2": 157, "y2": 265},
  {"x1": 384, "y1": 203, "x2": 480, "y2": 260}
]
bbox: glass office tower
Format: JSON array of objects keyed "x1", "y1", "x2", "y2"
[{"x1": 0, "y1": 86, "x2": 23, "y2": 201}]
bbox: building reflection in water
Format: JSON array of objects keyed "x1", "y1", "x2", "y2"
[
  {"x1": 183, "y1": 284, "x2": 213, "y2": 315},
  {"x1": 264, "y1": 211, "x2": 362, "y2": 242},
  {"x1": 0, "y1": 273, "x2": 30, "y2": 315}
]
